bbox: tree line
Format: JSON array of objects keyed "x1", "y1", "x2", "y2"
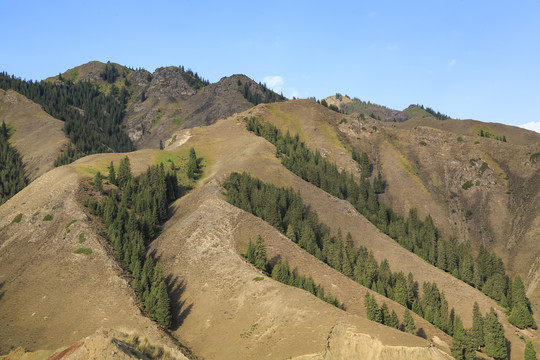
[
  {"x1": 224, "y1": 171, "x2": 513, "y2": 358},
  {"x1": 238, "y1": 79, "x2": 286, "y2": 106},
  {"x1": 245, "y1": 236, "x2": 343, "y2": 309},
  {"x1": 0, "y1": 121, "x2": 27, "y2": 205},
  {"x1": 0, "y1": 72, "x2": 134, "y2": 165},
  {"x1": 83, "y1": 156, "x2": 180, "y2": 327},
  {"x1": 244, "y1": 116, "x2": 535, "y2": 329},
  {"x1": 178, "y1": 66, "x2": 210, "y2": 90}
]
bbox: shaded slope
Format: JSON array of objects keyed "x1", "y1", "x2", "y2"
[{"x1": 0, "y1": 89, "x2": 69, "y2": 181}]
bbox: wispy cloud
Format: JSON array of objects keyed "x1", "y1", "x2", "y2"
[
  {"x1": 263, "y1": 75, "x2": 284, "y2": 89},
  {"x1": 519, "y1": 121, "x2": 540, "y2": 133}
]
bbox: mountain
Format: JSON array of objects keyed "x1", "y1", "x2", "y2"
[
  {"x1": 1, "y1": 62, "x2": 539, "y2": 359},
  {"x1": 50, "y1": 61, "x2": 286, "y2": 149}
]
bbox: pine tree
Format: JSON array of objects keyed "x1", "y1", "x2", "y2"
[
  {"x1": 153, "y1": 280, "x2": 172, "y2": 328},
  {"x1": 471, "y1": 302, "x2": 484, "y2": 349},
  {"x1": 187, "y1": 147, "x2": 197, "y2": 179},
  {"x1": 253, "y1": 235, "x2": 267, "y2": 271},
  {"x1": 94, "y1": 171, "x2": 103, "y2": 192},
  {"x1": 388, "y1": 310, "x2": 400, "y2": 329},
  {"x1": 484, "y1": 308, "x2": 508, "y2": 360},
  {"x1": 508, "y1": 275, "x2": 537, "y2": 329},
  {"x1": 380, "y1": 302, "x2": 390, "y2": 325},
  {"x1": 117, "y1": 156, "x2": 132, "y2": 189},
  {"x1": 403, "y1": 309, "x2": 416, "y2": 334},
  {"x1": 108, "y1": 161, "x2": 117, "y2": 185},
  {"x1": 524, "y1": 340, "x2": 537, "y2": 360}
]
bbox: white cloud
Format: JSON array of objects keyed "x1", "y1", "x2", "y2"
[
  {"x1": 518, "y1": 121, "x2": 540, "y2": 133},
  {"x1": 263, "y1": 75, "x2": 284, "y2": 89}
]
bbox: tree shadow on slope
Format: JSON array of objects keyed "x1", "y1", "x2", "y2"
[{"x1": 167, "y1": 274, "x2": 193, "y2": 331}]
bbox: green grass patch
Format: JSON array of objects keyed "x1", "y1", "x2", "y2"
[
  {"x1": 173, "y1": 118, "x2": 182, "y2": 127},
  {"x1": 74, "y1": 247, "x2": 92, "y2": 255},
  {"x1": 253, "y1": 277, "x2": 264, "y2": 282},
  {"x1": 152, "y1": 108, "x2": 163, "y2": 126},
  {"x1": 462, "y1": 181, "x2": 474, "y2": 190},
  {"x1": 479, "y1": 161, "x2": 489, "y2": 174},
  {"x1": 11, "y1": 213, "x2": 23, "y2": 224},
  {"x1": 419, "y1": 141, "x2": 427, "y2": 146},
  {"x1": 78, "y1": 233, "x2": 86, "y2": 243},
  {"x1": 43, "y1": 214, "x2": 53, "y2": 221},
  {"x1": 68, "y1": 69, "x2": 79, "y2": 82},
  {"x1": 457, "y1": 136, "x2": 463, "y2": 142},
  {"x1": 404, "y1": 106, "x2": 432, "y2": 118},
  {"x1": 266, "y1": 105, "x2": 305, "y2": 140},
  {"x1": 66, "y1": 219, "x2": 77, "y2": 229}
]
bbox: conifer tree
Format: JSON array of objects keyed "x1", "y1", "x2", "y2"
[
  {"x1": 524, "y1": 340, "x2": 537, "y2": 360},
  {"x1": 508, "y1": 275, "x2": 537, "y2": 329},
  {"x1": 117, "y1": 156, "x2": 132, "y2": 189},
  {"x1": 94, "y1": 171, "x2": 103, "y2": 192},
  {"x1": 471, "y1": 302, "x2": 485, "y2": 349},
  {"x1": 388, "y1": 309, "x2": 400, "y2": 329},
  {"x1": 484, "y1": 308, "x2": 508, "y2": 360},
  {"x1": 154, "y1": 280, "x2": 172, "y2": 327},
  {"x1": 380, "y1": 302, "x2": 390, "y2": 326},
  {"x1": 253, "y1": 235, "x2": 267, "y2": 271},
  {"x1": 108, "y1": 161, "x2": 117, "y2": 185},
  {"x1": 187, "y1": 147, "x2": 197, "y2": 179},
  {"x1": 403, "y1": 309, "x2": 416, "y2": 334}
]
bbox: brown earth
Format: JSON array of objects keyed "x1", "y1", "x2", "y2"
[{"x1": 0, "y1": 89, "x2": 69, "y2": 181}]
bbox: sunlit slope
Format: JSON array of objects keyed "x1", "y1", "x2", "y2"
[{"x1": 0, "y1": 89, "x2": 69, "y2": 181}]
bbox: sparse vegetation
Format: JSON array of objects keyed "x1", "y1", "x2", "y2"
[
  {"x1": 11, "y1": 213, "x2": 23, "y2": 224},
  {"x1": 43, "y1": 214, "x2": 53, "y2": 221},
  {"x1": 419, "y1": 141, "x2": 427, "y2": 146},
  {"x1": 78, "y1": 232, "x2": 86, "y2": 243},
  {"x1": 462, "y1": 181, "x2": 474, "y2": 190},
  {"x1": 477, "y1": 128, "x2": 507, "y2": 142},
  {"x1": 457, "y1": 136, "x2": 463, "y2": 142},
  {"x1": 74, "y1": 247, "x2": 92, "y2": 255}
]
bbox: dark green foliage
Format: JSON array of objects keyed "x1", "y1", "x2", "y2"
[
  {"x1": 54, "y1": 143, "x2": 82, "y2": 166},
  {"x1": 524, "y1": 340, "x2": 537, "y2": 360},
  {"x1": 484, "y1": 308, "x2": 508, "y2": 359},
  {"x1": 351, "y1": 149, "x2": 372, "y2": 178},
  {"x1": 43, "y1": 214, "x2": 53, "y2": 221},
  {"x1": 403, "y1": 309, "x2": 416, "y2": 334},
  {"x1": 245, "y1": 116, "x2": 529, "y2": 316},
  {"x1": 89, "y1": 160, "x2": 179, "y2": 328},
  {"x1": 0, "y1": 122, "x2": 27, "y2": 204},
  {"x1": 508, "y1": 275, "x2": 537, "y2": 329},
  {"x1": 246, "y1": 236, "x2": 268, "y2": 272},
  {"x1": 0, "y1": 72, "x2": 133, "y2": 163},
  {"x1": 416, "y1": 104, "x2": 451, "y2": 120},
  {"x1": 101, "y1": 64, "x2": 120, "y2": 84},
  {"x1": 270, "y1": 258, "x2": 342, "y2": 309},
  {"x1": 478, "y1": 128, "x2": 507, "y2": 142},
  {"x1": 178, "y1": 66, "x2": 210, "y2": 90},
  {"x1": 364, "y1": 293, "x2": 381, "y2": 323},
  {"x1": 94, "y1": 171, "x2": 103, "y2": 192},
  {"x1": 187, "y1": 147, "x2": 198, "y2": 179},
  {"x1": 451, "y1": 316, "x2": 476, "y2": 360},
  {"x1": 471, "y1": 302, "x2": 485, "y2": 349},
  {"x1": 108, "y1": 161, "x2": 117, "y2": 185},
  {"x1": 240, "y1": 81, "x2": 286, "y2": 106},
  {"x1": 462, "y1": 181, "x2": 474, "y2": 190},
  {"x1": 224, "y1": 171, "x2": 456, "y2": 336}
]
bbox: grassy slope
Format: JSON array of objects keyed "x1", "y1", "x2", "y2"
[{"x1": 0, "y1": 89, "x2": 69, "y2": 181}]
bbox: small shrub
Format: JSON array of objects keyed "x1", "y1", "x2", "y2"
[
  {"x1": 457, "y1": 136, "x2": 463, "y2": 142},
  {"x1": 43, "y1": 214, "x2": 53, "y2": 221},
  {"x1": 253, "y1": 277, "x2": 264, "y2": 281},
  {"x1": 474, "y1": 141, "x2": 480, "y2": 144},
  {"x1": 11, "y1": 213, "x2": 23, "y2": 224},
  {"x1": 479, "y1": 161, "x2": 489, "y2": 174},
  {"x1": 462, "y1": 181, "x2": 474, "y2": 190},
  {"x1": 74, "y1": 247, "x2": 92, "y2": 255},
  {"x1": 78, "y1": 233, "x2": 86, "y2": 243},
  {"x1": 419, "y1": 141, "x2": 427, "y2": 146}
]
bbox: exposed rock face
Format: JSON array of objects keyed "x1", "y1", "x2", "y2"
[{"x1": 145, "y1": 67, "x2": 197, "y2": 99}]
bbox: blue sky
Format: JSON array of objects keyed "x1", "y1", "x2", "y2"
[{"x1": 3, "y1": 0, "x2": 540, "y2": 132}]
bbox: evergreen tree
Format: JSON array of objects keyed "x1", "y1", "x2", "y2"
[
  {"x1": 471, "y1": 302, "x2": 485, "y2": 349},
  {"x1": 94, "y1": 171, "x2": 103, "y2": 192},
  {"x1": 0, "y1": 121, "x2": 28, "y2": 204},
  {"x1": 524, "y1": 340, "x2": 537, "y2": 360},
  {"x1": 403, "y1": 309, "x2": 416, "y2": 334},
  {"x1": 388, "y1": 309, "x2": 400, "y2": 329},
  {"x1": 484, "y1": 308, "x2": 508, "y2": 360},
  {"x1": 108, "y1": 161, "x2": 117, "y2": 185},
  {"x1": 508, "y1": 275, "x2": 537, "y2": 329},
  {"x1": 253, "y1": 235, "x2": 267, "y2": 271},
  {"x1": 153, "y1": 280, "x2": 172, "y2": 327},
  {"x1": 187, "y1": 147, "x2": 197, "y2": 179},
  {"x1": 117, "y1": 156, "x2": 132, "y2": 189}
]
